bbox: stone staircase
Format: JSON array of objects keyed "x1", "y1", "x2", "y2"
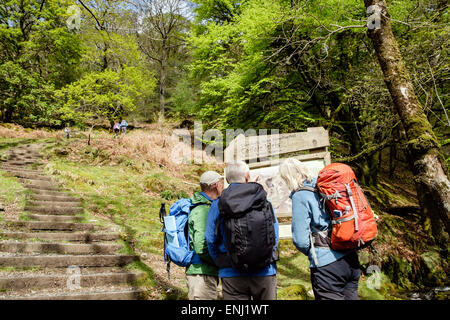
[{"x1": 0, "y1": 144, "x2": 147, "y2": 299}]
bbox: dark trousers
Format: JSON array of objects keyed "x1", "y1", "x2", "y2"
[
  {"x1": 221, "y1": 275, "x2": 277, "y2": 300},
  {"x1": 310, "y1": 251, "x2": 361, "y2": 300}
]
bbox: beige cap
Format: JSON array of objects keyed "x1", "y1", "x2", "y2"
[{"x1": 200, "y1": 171, "x2": 224, "y2": 185}]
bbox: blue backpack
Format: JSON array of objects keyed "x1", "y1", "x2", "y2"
[{"x1": 159, "y1": 199, "x2": 202, "y2": 279}]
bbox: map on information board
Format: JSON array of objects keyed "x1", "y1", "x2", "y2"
[{"x1": 250, "y1": 159, "x2": 327, "y2": 216}]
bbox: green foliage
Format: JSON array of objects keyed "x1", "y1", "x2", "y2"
[
  {"x1": 186, "y1": 0, "x2": 448, "y2": 187},
  {"x1": 0, "y1": 0, "x2": 83, "y2": 126},
  {"x1": 56, "y1": 66, "x2": 155, "y2": 126},
  {"x1": 171, "y1": 76, "x2": 199, "y2": 118},
  {"x1": 160, "y1": 190, "x2": 173, "y2": 201}
]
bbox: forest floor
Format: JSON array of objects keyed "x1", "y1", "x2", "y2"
[{"x1": 0, "y1": 124, "x2": 448, "y2": 300}]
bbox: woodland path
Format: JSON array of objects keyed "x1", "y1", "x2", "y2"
[{"x1": 0, "y1": 144, "x2": 147, "y2": 299}]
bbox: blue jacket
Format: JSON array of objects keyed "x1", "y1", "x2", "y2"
[
  {"x1": 291, "y1": 178, "x2": 351, "y2": 268},
  {"x1": 205, "y1": 183, "x2": 279, "y2": 278}
]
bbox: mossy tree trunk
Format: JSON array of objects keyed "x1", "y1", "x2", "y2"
[{"x1": 363, "y1": 0, "x2": 450, "y2": 251}]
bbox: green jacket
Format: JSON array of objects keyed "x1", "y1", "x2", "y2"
[{"x1": 186, "y1": 192, "x2": 218, "y2": 277}]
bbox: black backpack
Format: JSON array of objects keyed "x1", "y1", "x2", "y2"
[{"x1": 217, "y1": 182, "x2": 278, "y2": 272}]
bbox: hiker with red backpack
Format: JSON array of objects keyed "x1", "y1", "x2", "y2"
[
  {"x1": 279, "y1": 158, "x2": 377, "y2": 300},
  {"x1": 205, "y1": 161, "x2": 280, "y2": 300}
]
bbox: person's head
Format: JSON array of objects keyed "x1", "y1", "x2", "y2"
[
  {"x1": 279, "y1": 158, "x2": 313, "y2": 192},
  {"x1": 199, "y1": 171, "x2": 224, "y2": 200},
  {"x1": 225, "y1": 160, "x2": 250, "y2": 184}
]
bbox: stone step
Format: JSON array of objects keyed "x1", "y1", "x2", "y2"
[
  {"x1": 0, "y1": 242, "x2": 123, "y2": 254},
  {"x1": 7, "y1": 157, "x2": 42, "y2": 162},
  {"x1": 0, "y1": 166, "x2": 44, "y2": 174},
  {"x1": 28, "y1": 189, "x2": 74, "y2": 197},
  {"x1": 5, "y1": 172, "x2": 51, "y2": 181},
  {"x1": 0, "y1": 272, "x2": 144, "y2": 291},
  {"x1": 29, "y1": 194, "x2": 80, "y2": 203},
  {"x1": 0, "y1": 289, "x2": 146, "y2": 300},
  {"x1": 3, "y1": 161, "x2": 42, "y2": 166},
  {"x1": 3, "y1": 220, "x2": 95, "y2": 231},
  {"x1": 21, "y1": 181, "x2": 60, "y2": 191},
  {"x1": 0, "y1": 254, "x2": 138, "y2": 268},
  {"x1": 8, "y1": 153, "x2": 35, "y2": 156},
  {"x1": 27, "y1": 214, "x2": 83, "y2": 222},
  {"x1": 27, "y1": 200, "x2": 82, "y2": 208},
  {"x1": 25, "y1": 206, "x2": 83, "y2": 215},
  {"x1": 0, "y1": 232, "x2": 121, "y2": 242}
]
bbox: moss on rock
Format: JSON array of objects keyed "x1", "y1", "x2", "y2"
[{"x1": 279, "y1": 284, "x2": 313, "y2": 300}]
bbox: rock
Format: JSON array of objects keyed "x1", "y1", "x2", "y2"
[
  {"x1": 141, "y1": 253, "x2": 148, "y2": 259},
  {"x1": 420, "y1": 251, "x2": 446, "y2": 287},
  {"x1": 55, "y1": 148, "x2": 69, "y2": 156},
  {"x1": 420, "y1": 251, "x2": 440, "y2": 271},
  {"x1": 280, "y1": 284, "x2": 313, "y2": 300},
  {"x1": 411, "y1": 293, "x2": 420, "y2": 300},
  {"x1": 358, "y1": 250, "x2": 371, "y2": 267},
  {"x1": 0, "y1": 204, "x2": 4, "y2": 212}
]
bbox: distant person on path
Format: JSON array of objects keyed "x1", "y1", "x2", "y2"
[
  {"x1": 120, "y1": 119, "x2": 128, "y2": 135},
  {"x1": 186, "y1": 171, "x2": 224, "y2": 300},
  {"x1": 205, "y1": 161, "x2": 279, "y2": 300},
  {"x1": 279, "y1": 158, "x2": 360, "y2": 300},
  {"x1": 113, "y1": 121, "x2": 121, "y2": 138},
  {"x1": 64, "y1": 125, "x2": 71, "y2": 139}
]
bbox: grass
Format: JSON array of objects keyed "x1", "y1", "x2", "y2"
[
  {"x1": 277, "y1": 240, "x2": 314, "y2": 300},
  {"x1": 0, "y1": 266, "x2": 43, "y2": 272},
  {"x1": 0, "y1": 171, "x2": 27, "y2": 217}
]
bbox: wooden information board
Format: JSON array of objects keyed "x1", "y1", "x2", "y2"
[{"x1": 223, "y1": 127, "x2": 331, "y2": 239}]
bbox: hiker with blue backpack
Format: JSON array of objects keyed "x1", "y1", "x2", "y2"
[
  {"x1": 120, "y1": 119, "x2": 128, "y2": 135},
  {"x1": 205, "y1": 161, "x2": 280, "y2": 300},
  {"x1": 160, "y1": 171, "x2": 224, "y2": 300}
]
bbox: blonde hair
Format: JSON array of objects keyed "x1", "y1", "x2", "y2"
[{"x1": 279, "y1": 158, "x2": 313, "y2": 192}]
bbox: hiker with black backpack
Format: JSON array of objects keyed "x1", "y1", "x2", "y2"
[
  {"x1": 279, "y1": 158, "x2": 378, "y2": 300},
  {"x1": 205, "y1": 161, "x2": 279, "y2": 300}
]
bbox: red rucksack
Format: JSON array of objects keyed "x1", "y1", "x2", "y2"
[{"x1": 316, "y1": 163, "x2": 377, "y2": 251}]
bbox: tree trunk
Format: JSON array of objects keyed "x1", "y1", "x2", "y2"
[
  {"x1": 389, "y1": 144, "x2": 396, "y2": 178},
  {"x1": 158, "y1": 45, "x2": 167, "y2": 124},
  {"x1": 364, "y1": 0, "x2": 450, "y2": 251},
  {"x1": 4, "y1": 108, "x2": 13, "y2": 123}
]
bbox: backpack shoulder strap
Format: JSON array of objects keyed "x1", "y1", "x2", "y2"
[{"x1": 295, "y1": 186, "x2": 317, "y2": 193}]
